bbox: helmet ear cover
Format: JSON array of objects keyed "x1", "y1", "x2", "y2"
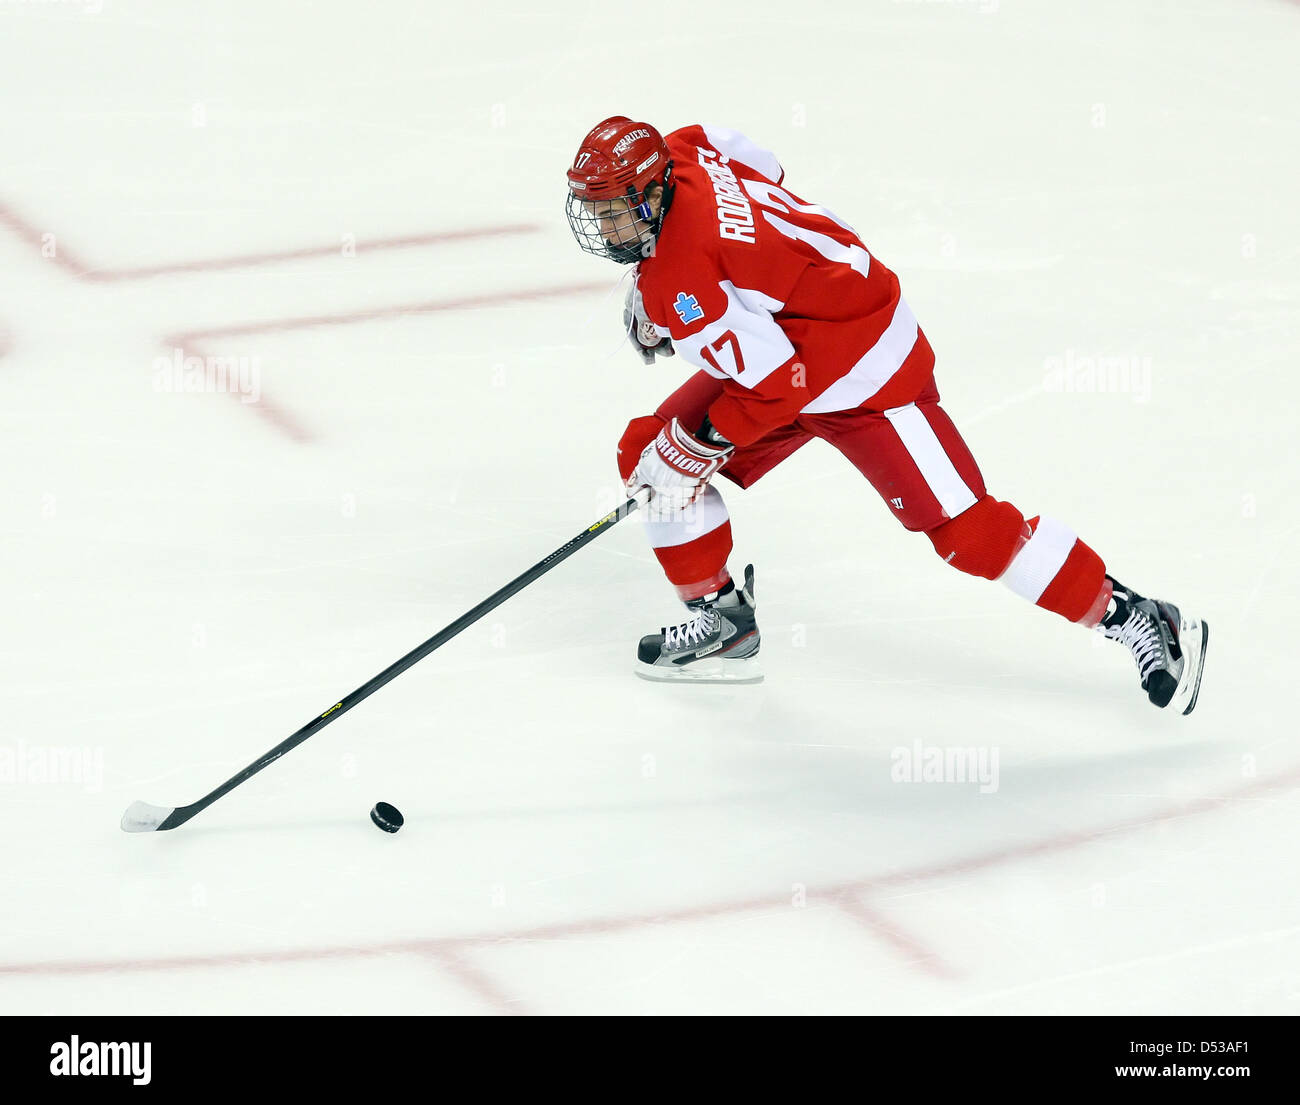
[{"x1": 637, "y1": 160, "x2": 674, "y2": 226}]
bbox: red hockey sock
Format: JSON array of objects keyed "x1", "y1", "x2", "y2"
[{"x1": 652, "y1": 521, "x2": 734, "y2": 601}]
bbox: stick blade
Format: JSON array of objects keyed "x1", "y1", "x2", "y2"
[{"x1": 121, "y1": 801, "x2": 177, "y2": 833}]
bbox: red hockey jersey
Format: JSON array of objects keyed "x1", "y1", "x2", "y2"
[{"x1": 635, "y1": 124, "x2": 935, "y2": 447}]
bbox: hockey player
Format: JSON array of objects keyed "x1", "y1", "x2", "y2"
[{"x1": 565, "y1": 117, "x2": 1208, "y2": 712}]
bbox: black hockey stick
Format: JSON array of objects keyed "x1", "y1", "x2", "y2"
[{"x1": 121, "y1": 490, "x2": 648, "y2": 832}]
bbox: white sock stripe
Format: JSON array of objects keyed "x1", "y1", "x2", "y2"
[
  {"x1": 641, "y1": 484, "x2": 730, "y2": 548},
  {"x1": 999, "y1": 515, "x2": 1078, "y2": 603},
  {"x1": 881, "y1": 402, "x2": 979, "y2": 520}
]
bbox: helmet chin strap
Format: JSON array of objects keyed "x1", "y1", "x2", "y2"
[
  {"x1": 629, "y1": 166, "x2": 676, "y2": 261},
  {"x1": 650, "y1": 162, "x2": 675, "y2": 236}
]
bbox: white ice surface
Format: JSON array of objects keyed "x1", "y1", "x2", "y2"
[{"x1": 1, "y1": 0, "x2": 1297, "y2": 1015}]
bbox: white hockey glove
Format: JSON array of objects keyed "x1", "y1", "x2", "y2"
[
  {"x1": 626, "y1": 417, "x2": 734, "y2": 513},
  {"x1": 624, "y1": 284, "x2": 674, "y2": 366}
]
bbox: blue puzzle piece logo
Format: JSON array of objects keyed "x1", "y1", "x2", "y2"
[{"x1": 673, "y1": 292, "x2": 704, "y2": 325}]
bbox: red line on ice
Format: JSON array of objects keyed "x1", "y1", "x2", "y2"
[
  {"x1": 163, "y1": 338, "x2": 315, "y2": 444},
  {"x1": 159, "y1": 281, "x2": 608, "y2": 443},
  {"x1": 164, "y1": 281, "x2": 612, "y2": 345},
  {"x1": 83, "y1": 225, "x2": 542, "y2": 281},
  {"x1": 427, "y1": 948, "x2": 528, "y2": 1017},
  {"x1": 835, "y1": 896, "x2": 958, "y2": 979},
  {"x1": 0, "y1": 202, "x2": 540, "y2": 281},
  {"x1": 0, "y1": 202, "x2": 95, "y2": 277},
  {"x1": 4, "y1": 762, "x2": 1295, "y2": 1011},
  {"x1": 0, "y1": 198, "x2": 606, "y2": 442}
]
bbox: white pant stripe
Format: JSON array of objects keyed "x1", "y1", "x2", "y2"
[
  {"x1": 999, "y1": 515, "x2": 1078, "y2": 602},
  {"x1": 882, "y1": 403, "x2": 979, "y2": 520}
]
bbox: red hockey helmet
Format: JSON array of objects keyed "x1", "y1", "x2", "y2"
[{"x1": 566, "y1": 116, "x2": 674, "y2": 263}]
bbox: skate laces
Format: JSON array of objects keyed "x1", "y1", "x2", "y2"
[
  {"x1": 1104, "y1": 605, "x2": 1164, "y2": 681},
  {"x1": 664, "y1": 606, "x2": 719, "y2": 650}
]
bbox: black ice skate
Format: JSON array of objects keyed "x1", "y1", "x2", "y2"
[
  {"x1": 1099, "y1": 577, "x2": 1208, "y2": 714},
  {"x1": 636, "y1": 564, "x2": 762, "y2": 684}
]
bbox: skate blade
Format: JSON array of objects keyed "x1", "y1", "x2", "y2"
[
  {"x1": 634, "y1": 657, "x2": 764, "y2": 685},
  {"x1": 1173, "y1": 616, "x2": 1208, "y2": 715}
]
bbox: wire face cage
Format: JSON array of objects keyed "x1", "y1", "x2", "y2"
[{"x1": 566, "y1": 187, "x2": 657, "y2": 264}]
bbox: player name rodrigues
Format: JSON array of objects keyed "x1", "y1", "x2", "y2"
[
  {"x1": 50, "y1": 1036, "x2": 151, "y2": 1086},
  {"x1": 697, "y1": 146, "x2": 756, "y2": 244}
]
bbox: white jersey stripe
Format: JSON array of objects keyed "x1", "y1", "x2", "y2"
[
  {"x1": 882, "y1": 402, "x2": 979, "y2": 521},
  {"x1": 799, "y1": 299, "x2": 920, "y2": 414},
  {"x1": 999, "y1": 516, "x2": 1078, "y2": 603}
]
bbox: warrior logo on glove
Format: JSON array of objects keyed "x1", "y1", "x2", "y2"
[{"x1": 627, "y1": 417, "x2": 733, "y2": 515}]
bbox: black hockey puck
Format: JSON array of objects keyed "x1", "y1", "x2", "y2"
[{"x1": 369, "y1": 802, "x2": 404, "y2": 833}]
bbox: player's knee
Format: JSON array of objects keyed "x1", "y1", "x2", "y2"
[
  {"x1": 926, "y1": 495, "x2": 1029, "y2": 580},
  {"x1": 617, "y1": 415, "x2": 665, "y2": 482}
]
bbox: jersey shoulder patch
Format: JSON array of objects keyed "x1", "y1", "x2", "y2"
[{"x1": 671, "y1": 291, "x2": 706, "y2": 325}]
